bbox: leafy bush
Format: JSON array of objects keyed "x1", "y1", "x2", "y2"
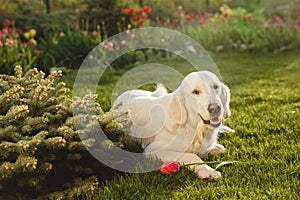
[
  {"x1": 0, "y1": 66, "x2": 129, "y2": 199},
  {"x1": 173, "y1": 5, "x2": 300, "y2": 53}
]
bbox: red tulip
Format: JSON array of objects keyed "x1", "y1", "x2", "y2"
[
  {"x1": 132, "y1": 16, "x2": 138, "y2": 22},
  {"x1": 136, "y1": 9, "x2": 143, "y2": 15},
  {"x1": 139, "y1": 18, "x2": 144, "y2": 24},
  {"x1": 3, "y1": 19, "x2": 10, "y2": 27},
  {"x1": 125, "y1": 8, "x2": 134, "y2": 15},
  {"x1": 200, "y1": 18, "x2": 206, "y2": 27},
  {"x1": 172, "y1": 18, "x2": 179, "y2": 27},
  {"x1": 223, "y1": 13, "x2": 230, "y2": 18},
  {"x1": 158, "y1": 162, "x2": 180, "y2": 174},
  {"x1": 143, "y1": 6, "x2": 152, "y2": 13}
]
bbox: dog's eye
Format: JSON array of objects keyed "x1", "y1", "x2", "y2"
[
  {"x1": 192, "y1": 89, "x2": 200, "y2": 95},
  {"x1": 213, "y1": 84, "x2": 219, "y2": 90}
]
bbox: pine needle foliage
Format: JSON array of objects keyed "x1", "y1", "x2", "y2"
[{"x1": 0, "y1": 66, "x2": 129, "y2": 199}]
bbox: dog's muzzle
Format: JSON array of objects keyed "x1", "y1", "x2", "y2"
[{"x1": 198, "y1": 113, "x2": 221, "y2": 128}]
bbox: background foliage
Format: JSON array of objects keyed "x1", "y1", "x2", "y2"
[{"x1": 1, "y1": 0, "x2": 300, "y2": 74}]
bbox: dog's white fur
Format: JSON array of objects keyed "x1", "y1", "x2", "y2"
[{"x1": 112, "y1": 71, "x2": 231, "y2": 179}]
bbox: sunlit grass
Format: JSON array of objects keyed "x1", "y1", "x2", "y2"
[{"x1": 76, "y1": 51, "x2": 300, "y2": 199}]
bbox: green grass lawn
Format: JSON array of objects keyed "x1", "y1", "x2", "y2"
[{"x1": 66, "y1": 51, "x2": 300, "y2": 200}]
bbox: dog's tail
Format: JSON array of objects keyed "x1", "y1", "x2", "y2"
[{"x1": 152, "y1": 83, "x2": 168, "y2": 97}]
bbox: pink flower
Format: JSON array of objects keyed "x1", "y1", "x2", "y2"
[
  {"x1": 276, "y1": 19, "x2": 285, "y2": 27},
  {"x1": 176, "y1": 10, "x2": 182, "y2": 17},
  {"x1": 21, "y1": 42, "x2": 27, "y2": 48},
  {"x1": 5, "y1": 38, "x2": 17, "y2": 46},
  {"x1": 264, "y1": 22, "x2": 271, "y2": 30},
  {"x1": 34, "y1": 49, "x2": 41, "y2": 55},
  {"x1": 129, "y1": 33, "x2": 135, "y2": 40},
  {"x1": 73, "y1": 23, "x2": 79, "y2": 30},
  {"x1": 158, "y1": 162, "x2": 180, "y2": 174},
  {"x1": 104, "y1": 42, "x2": 114, "y2": 52},
  {"x1": 7, "y1": 28, "x2": 13, "y2": 35},
  {"x1": 18, "y1": 53, "x2": 23, "y2": 59},
  {"x1": 0, "y1": 30, "x2": 4, "y2": 39},
  {"x1": 3, "y1": 19, "x2": 10, "y2": 27},
  {"x1": 199, "y1": 18, "x2": 206, "y2": 27},
  {"x1": 121, "y1": 40, "x2": 128, "y2": 48},
  {"x1": 2, "y1": 27, "x2": 8, "y2": 35},
  {"x1": 92, "y1": 31, "x2": 98, "y2": 36},
  {"x1": 270, "y1": 15, "x2": 279, "y2": 23},
  {"x1": 0, "y1": 40, "x2": 3, "y2": 46},
  {"x1": 269, "y1": 15, "x2": 285, "y2": 27}
]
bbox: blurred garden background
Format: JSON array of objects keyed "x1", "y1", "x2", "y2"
[
  {"x1": 0, "y1": 0, "x2": 299, "y2": 199},
  {"x1": 1, "y1": 0, "x2": 300, "y2": 75}
]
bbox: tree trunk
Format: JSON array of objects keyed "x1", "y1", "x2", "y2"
[{"x1": 45, "y1": 0, "x2": 50, "y2": 14}]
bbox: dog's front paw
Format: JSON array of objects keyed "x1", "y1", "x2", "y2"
[
  {"x1": 208, "y1": 143, "x2": 225, "y2": 156},
  {"x1": 194, "y1": 165, "x2": 221, "y2": 179}
]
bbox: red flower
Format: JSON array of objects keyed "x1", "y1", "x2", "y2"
[
  {"x1": 223, "y1": 13, "x2": 230, "y2": 18},
  {"x1": 143, "y1": 5, "x2": 151, "y2": 13},
  {"x1": 270, "y1": 15, "x2": 279, "y2": 23},
  {"x1": 139, "y1": 18, "x2": 144, "y2": 24},
  {"x1": 246, "y1": 15, "x2": 252, "y2": 24},
  {"x1": 0, "y1": 40, "x2": 3, "y2": 47},
  {"x1": 5, "y1": 38, "x2": 17, "y2": 46},
  {"x1": 158, "y1": 162, "x2": 180, "y2": 174},
  {"x1": 172, "y1": 18, "x2": 179, "y2": 27},
  {"x1": 3, "y1": 19, "x2": 10, "y2": 27},
  {"x1": 18, "y1": 53, "x2": 23, "y2": 59},
  {"x1": 186, "y1": 13, "x2": 195, "y2": 22},
  {"x1": 21, "y1": 42, "x2": 27, "y2": 48},
  {"x1": 141, "y1": 14, "x2": 147, "y2": 20},
  {"x1": 136, "y1": 9, "x2": 143, "y2": 15},
  {"x1": 158, "y1": 19, "x2": 164, "y2": 25},
  {"x1": 73, "y1": 23, "x2": 79, "y2": 30},
  {"x1": 132, "y1": 16, "x2": 138, "y2": 21},
  {"x1": 176, "y1": 10, "x2": 182, "y2": 17},
  {"x1": 199, "y1": 18, "x2": 205, "y2": 27},
  {"x1": 125, "y1": 8, "x2": 134, "y2": 15}
]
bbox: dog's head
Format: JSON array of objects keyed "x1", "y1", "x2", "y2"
[{"x1": 176, "y1": 71, "x2": 231, "y2": 128}]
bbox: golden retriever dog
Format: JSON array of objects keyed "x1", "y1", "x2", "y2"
[{"x1": 112, "y1": 71, "x2": 231, "y2": 179}]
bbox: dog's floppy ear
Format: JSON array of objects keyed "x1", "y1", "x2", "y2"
[{"x1": 221, "y1": 84, "x2": 231, "y2": 119}]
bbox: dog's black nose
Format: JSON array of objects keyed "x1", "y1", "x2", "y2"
[{"x1": 208, "y1": 103, "x2": 221, "y2": 114}]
